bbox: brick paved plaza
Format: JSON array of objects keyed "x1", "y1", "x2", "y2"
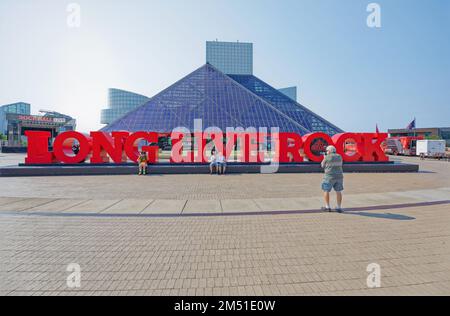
[{"x1": 0, "y1": 154, "x2": 449, "y2": 296}]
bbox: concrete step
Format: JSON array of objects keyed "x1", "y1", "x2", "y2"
[
  {"x1": 0, "y1": 187, "x2": 447, "y2": 216},
  {"x1": 0, "y1": 162, "x2": 419, "y2": 177}
]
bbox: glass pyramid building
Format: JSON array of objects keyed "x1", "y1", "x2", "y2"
[{"x1": 102, "y1": 63, "x2": 343, "y2": 135}]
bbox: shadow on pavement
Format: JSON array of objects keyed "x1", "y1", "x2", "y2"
[{"x1": 345, "y1": 212, "x2": 415, "y2": 220}]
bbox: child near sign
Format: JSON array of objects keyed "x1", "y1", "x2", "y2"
[{"x1": 138, "y1": 151, "x2": 148, "y2": 175}]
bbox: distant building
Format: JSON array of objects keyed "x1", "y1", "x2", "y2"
[
  {"x1": 101, "y1": 41, "x2": 342, "y2": 135},
  {"x1": 102, "y1": 63, "x2": 343, "y2": 136},
  {"x1": 100, "y1": 42, "x2": 301, "y2": 128},
  {"x1": 100, "y1": 88, "x2": 149, "y2": 125},
  {"x1": 278, "y1": 86, "x2": 297, "y2": 102},
  {"x1": 206, "y1": 40, "x2": 253, "y2": 75},
  {"x1": 39, "y1": 110, "x2": 77, "y2": 132},
  {"x1": 388, "y1": 127, "x2": 450, "y2": 146},
  {"x1": 0, "y1": 103, "x2": 75, "y2": 148},
  {"x1": 0, "y1": 102, "x2": 31, "y2": 134},
  {"x1": 207, "y1": 40, "x2": 298, "y2": 101}
]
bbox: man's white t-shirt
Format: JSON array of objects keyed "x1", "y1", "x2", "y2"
[{"x1": 216, "y1": 154, "x2": 225, "y2": 163}]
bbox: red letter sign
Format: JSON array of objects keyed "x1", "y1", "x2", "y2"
[
  {"x1": 278, "y1": 132, "x2": 304, "y2": 163},
  {"x1": 332, "y1": 133, "x2": 363, "y2": 162},
  {"x1": 24, "y1": 130, "x2": 391, "y2": 165},
  {"x1": 302, "y1": 133, "x2": 333, "y2": 162},
  {"x1": 359, "y1": 133, "x2": 389, "y2": 162},
  {"x1": 125, "y1": 132, "x2": 159, "y2": 163},
  {"x1": 53, "y1": 131, "x2": 91, "y2": 164},
  {"x1": 25, "y1": 131, "x2": 53, "y2": 164},
  {"x1": 90, "y1": 131, "x2": 129, "y2": 163}
]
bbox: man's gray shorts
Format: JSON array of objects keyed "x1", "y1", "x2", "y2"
[{"x1": 322, "y1": 178, "x2": 344, "y2": 192}]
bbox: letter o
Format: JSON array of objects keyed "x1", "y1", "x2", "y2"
[{"x1": 53, "y1": 131, "x2": 90, "y2": 164}]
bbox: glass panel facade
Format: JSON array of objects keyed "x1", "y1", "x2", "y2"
[
  {"x1": 0, "y1": 102, "x2": 31, "y2": 134},
  {"x1": 439, "y1": 128, "x2": 450, "y2": 146},
  {"x1": 1, "y1": 102, "x2": 30, "y2": 115},
  {"x1": 102, "y1": 64, "x2": 311, "y2": 134},
  {"x1": 206, "y1": 41, "x2": 253, "y2": 75},
  {"x1": 229, "y1": 75, "x2": 343, "y2": 135},
  {"x1": 101, "y1": 89, "x2": 149, "y2": 125},
  {"x1": 278, "y1": 86, "x2": 297, "y2": 102},
  {"x1": 0, "y1": 110, "x2": 4, "y2": 135}
]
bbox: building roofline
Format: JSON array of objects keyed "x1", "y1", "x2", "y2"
[
  {"x1": 108, "y1": 88, "x2": 149, "y2": 99},
  {"x1": 206, "y1": 40, "x2": 253, "y2": 45},
  {"x1": 101, "y1": 65, "x2": 210, "y2": 131},
  {"x1": 388, "y1": 127, "x2": 450, "y2": 131},
  {"x1": 102, "y1": 63, "x2": 312, "y2": 134},
  {"x1": 229, "y1": 74, "x2": 344, "y2": 133},
  {"x1": 206, "y1": 64, "x2": 311, "y2": 133},
  {"x1": 1, "y1": 102, "x2": 31, "y2": 108}
]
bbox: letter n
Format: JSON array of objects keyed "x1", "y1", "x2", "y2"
[{"x1": 90, "y1": 131, "x2": 128, "y2": 163}]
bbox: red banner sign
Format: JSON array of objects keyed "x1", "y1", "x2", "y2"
[
  {"x1": 24, "y1": 131, "x2": 389, "y2": 164},
  {"x1": 18, "y1": 115, "x2": 54, "y2": 123}
]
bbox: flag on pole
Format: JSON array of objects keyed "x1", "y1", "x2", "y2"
[{"x1": 406, "y1": 118, "x2": 416, "y2": 130}]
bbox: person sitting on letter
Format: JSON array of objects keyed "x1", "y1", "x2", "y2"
[
  {"x1": 138, "y1": 151, "x2": 148, "y2": 176},
  {"x1": 209, "y1": 150, "x2": 218, "y2": 175},
  {"x1": 216, "y1": 152, "x2": 227, "y2": 175}
]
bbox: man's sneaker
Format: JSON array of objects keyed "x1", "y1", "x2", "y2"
[
  {"x1": 321, "y1": 207, "x2": 332, "y2": 212},
  {"x1": 335, "y1": 208, "x2": 344, "y2": 213}
]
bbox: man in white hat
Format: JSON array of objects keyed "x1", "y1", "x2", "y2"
[{"x1": 320, "y1": 145, "x2": 344, "y2": 213}]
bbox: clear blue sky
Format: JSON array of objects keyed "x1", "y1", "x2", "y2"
[{"x1": 0, "y1": 0, "x2": 449, "y2": 133}]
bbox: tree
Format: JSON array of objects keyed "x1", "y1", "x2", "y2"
[{"x1": 425, "y1": 135, "x2": 441, "y2": 141}]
